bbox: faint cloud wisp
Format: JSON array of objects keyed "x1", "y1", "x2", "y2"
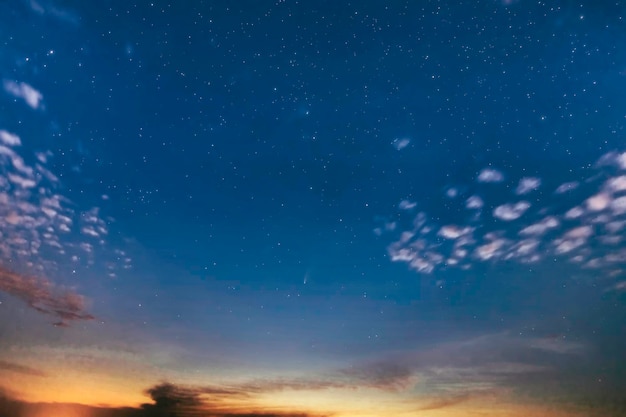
[{"x1": 0, "y1": 266, "x2": 94, "y2": 326}]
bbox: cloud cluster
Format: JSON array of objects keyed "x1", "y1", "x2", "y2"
[
  {"x1": 0, "y1": 85, "x2": 132, "y2": 277},
  {"x1": 0, "y1": 84, "x2": 132, "y2": 321},
  {"x1": 383, "y1": 151, "x2": 626, "y2": 290}
]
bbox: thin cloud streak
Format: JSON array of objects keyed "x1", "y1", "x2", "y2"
[
  {"x1": 0, "y1": 266, "x2": 94, "y2": 325},
  {"x1": 0, "y1": 360, "x2": 47, "y2": 377}
]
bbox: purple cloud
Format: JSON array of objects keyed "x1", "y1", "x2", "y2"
[{"x1": 0, "y1": 266, "x2": 94, "y2": 325}]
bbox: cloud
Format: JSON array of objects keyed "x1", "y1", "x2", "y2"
[
  {"x1": 140, "y1": 382, "x2": 325, "y2": 417},
  {"x1": 0, "y1": 360, "x2": 47, "y2": 377},
  {"x1": 398, "y1": 199, "x2": 416, "y2": 210},
  {"x1": 0, "y1": 332, "x2": 600, "y2": 417},
  {"x1": 0, "y1": 120, "x2": 131, "y2": 286},
  {"x1": 392, "y1": 137, "x2": 410, "y2": 150},
  {"x1": 2, "y1": 80, "x2": 43, "y2": 109},
  {"x1": 416, "y1": 391, "x2": 486, "y2": 411},
  {"x1": 141, "y1": 333, "x2": 583, "y2": 407},
  {"x1": 515, "y1": 177, "x2": 541, "y2": 195},
  {"x1": 493, "y1": 201, "x2": 531, "y2": 221},
  {"x1": 0, "y1": 266, "x2": 94, "y2": 325},
  {"x1": 477, "y1": 167, "x2": 504, "y2": 183},
  {"x1": 382, "y1": 149, "x2": 626, "y2": 287},
  {"x1": 141, "y1": 383, "x2": 204, "y2": 415},
  {"x1": 0, "y1": 130, "x2": 21, "y2": 146},
  {"x1": 335, "y1": 359, "x2": 415, "y2": 391},
  {"x1": 26, "y1": 0, "x2": 79, "y2": 24},
  {"x1": 216, "y1": 358, "x2": 417, "y2": 396},
  {"x1": 555, "y1": 181, "x2": 579, "y2": 193},
  {"x1": 465, "y1": 195, "x2": 484, "y2": 209},
  {"x1": 0, "y1": 387, "x2": 324, "y2": 417}
]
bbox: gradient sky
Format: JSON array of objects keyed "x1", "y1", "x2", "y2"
[{"x1": 1, "y1": 1, "x2": 626, "y2": 416}]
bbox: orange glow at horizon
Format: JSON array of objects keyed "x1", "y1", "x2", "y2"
[
  {"x1": 2, "y1": 357, "x2": 590, "y2": 417},
  {"x1": 4, "y1": 375, "x2": 591, "y2": 417}
]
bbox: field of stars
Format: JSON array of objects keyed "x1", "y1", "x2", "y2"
[{"x1": 1, "y1": 1, "x2": 626, "y2": 417}]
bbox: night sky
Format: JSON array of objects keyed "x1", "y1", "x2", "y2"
[{"x1": 1, "y1": 1, "x2": 626, "y2": 416}]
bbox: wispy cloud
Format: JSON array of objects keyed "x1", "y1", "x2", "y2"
[
  {"x1": 477, "y1": 167, "x2": 504, "y2": 183},
  {"x1": 415, "y1": 391, "x2": 493, "y2": 411},
  {"x1": 0, "y1": 360, "x2": 47, "y2": 377},
  {"x1": 2, "y1": 80, "x2": 43, "y2": 109},
  {"x1": 0, "y1": 266, "x2": 93, "y2": 325},
  {"x1": 26, "y1": 0, "x2": 79, "y2": 24},
  {"x1": 392, "y1": 137, "x2": 411, "y2": 151}
]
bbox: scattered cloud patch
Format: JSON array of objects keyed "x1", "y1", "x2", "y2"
[
  {"x1": 438, "y1": 225, "x2": 472, "y2": 239},
  {"x1": 380, "y1": 150, "x2": 626, "y2": 286},
  {"x1": 0, "y1": 130, "x2": 21, "y2": 146},
  {"x1": 477, "y1": 168, "x2": 504, "y2": 183},
  {"x1": 519, "y1": 216, "x2": 559, "y2": 236},
  {"x1": 445, "y1": 187, "x2": 459, "y2": 198},
  {"x1": 515, "y1": 177, "x2": 541, "y2": 195},
  {"x1": 0, "y1": 121, "x2": 131, "y2": 282},
  {"x1": 2, "y1": 80, "x2": 43, "y2": 109},
  {"x1": 585, "y1": 192, "x2": 611, "y2": 212},
  {"x1": 392, "y1": 137, "x2": 410, "y2": 150},
  {"x1": 398, "y1": 199, "x2": 416, "y2": 210},
  {"x1": 493, "y1": 201, "x2": 531, "y2": 221},
  {"x1": 27, "y1": 0, "x2": 79, "y2": 24},
  {"x1": 555, "y1": 181, "x2": 579, "y2": 194},
  {"x1": 465, "y1": 195, "x2": 484, "y2": 209}
]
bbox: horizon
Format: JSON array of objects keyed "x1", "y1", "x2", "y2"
[{"x1": 1, "y1": 1, "x2": 626, "y2": 416}]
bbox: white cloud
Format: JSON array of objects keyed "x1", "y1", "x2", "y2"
[
  {"x1": 477, "y1": 168, "x2": 504, "y2": 183},
  {"x1": 515, "y1": 177, "x2": 541, "y2": 195},
  {"x1": 605, "y1": 176, "x2": 626, "y2": 193},
  {"x1": 565, "y1": 206, "x2": 584, "y2": 219},
  {"x1": 475, "y1": 239, "x2": 507, "y2": 260},
  {"x1": 399, "y1": 200, "x2": 417, "y2": 210},
  {"x1": 519, "y1": 216, "x2": 559, "y2": 236},
  {"x1": 438, "y1": 225, "x2": 472, "y2": 239},
  {"x1": 596, "y1": 150, "x2": 626, "y2": 170},
  {"x1": 465, "y1": 195, "x2": 483, "y2": 209},
  {"x1": 8, "y1": 173, "x2": 36, "y2": 188},
  {"x1": 3, "y1": 80, "x2": 43, "y2": 109},
  {"x1": 493, "y1": 201, "x2": 531, "y2": 221},
  {"x1": 81, "y1": 226, "x2": 99, "y2": 238},
  {"x1": 585, "y1": 192, "x2": 611, "y2": 211},
  {"x1": 610, "y1": 196, "x2": 626, "y2": 215},
  {"x1": 384, "y1": 151, "x2": 626, "y2": 287},
  {"x1": 555, "y1": 181, "x2": 579, "y2": 194},
  {"x1": 563, "y1": 226, "x2": 593, "y2": 239},
  {"x1": 0, "y1": 130, "x2": 21, "y2": 146},
  {"x1": 445, "y1": 187, "x2": 459, "y2": 198},
  {"x1": 392, "y1": 138, "x2": 410, "y2": 150}
]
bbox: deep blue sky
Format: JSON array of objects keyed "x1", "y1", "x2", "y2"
[{"x1": 1, "y1": 1, "x2": 626, "y2": 416}]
